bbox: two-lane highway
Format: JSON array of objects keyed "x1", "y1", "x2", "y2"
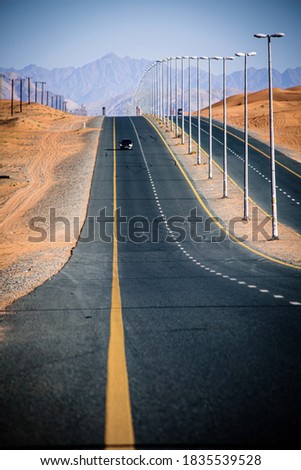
[{"x1": 0, "y1": 116, "x2": 301, "y2": 449}]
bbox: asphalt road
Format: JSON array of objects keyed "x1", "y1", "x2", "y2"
[
  {"x1": 1, "y1": 116, "x2": 301, "y2": 449},
  {"x1": 179, "y1": 116, "x2": 301, "y2": 232}
]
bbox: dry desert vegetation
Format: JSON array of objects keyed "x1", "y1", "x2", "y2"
[{"x1": 0, "y1": 101, "x2": 102, "y2": 309}]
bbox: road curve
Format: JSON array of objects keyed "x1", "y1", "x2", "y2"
[{"x1": 0, "y1": 116, "x2": 300, "y2": 450}]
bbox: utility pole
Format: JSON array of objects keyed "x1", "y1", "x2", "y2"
[
  {"x1": 11, "y1": 78, "x2": 14, "y2": 116},
  {"x1": 27, "y1": 77, "x2": 31, "y2": 104},
  {"x1": 41, "y1": 81, "x2": 46, "y2": 104},
  {"x1": 34, "y1": 81, "x2": 38, "y2": 103},
  {"x1": 0, "y1": 73, "x2": 5, "y2": 100},
  {"x1": 19, "y1": 78, "x2": 24, "y2": 113}
]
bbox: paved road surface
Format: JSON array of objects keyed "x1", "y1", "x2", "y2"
[{"x1": 1, "y1": 116, "x2": 300, "y2": 449}]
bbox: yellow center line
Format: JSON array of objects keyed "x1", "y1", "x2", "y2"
[{"x1": 104, "y1": 118, "x2": 135, "y2": 449}]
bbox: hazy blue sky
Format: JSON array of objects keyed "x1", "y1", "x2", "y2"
[{"x1": 1, "y1": 0, "x2": 300, "y2": 72}]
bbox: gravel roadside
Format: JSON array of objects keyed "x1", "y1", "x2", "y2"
[{"x1": 1, "y1": 114, "x2": 103, "y2": 311}]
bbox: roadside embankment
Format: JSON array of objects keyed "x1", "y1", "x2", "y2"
[{"x1": 0, "y1": 101, "x2": 103, "y2": 310}]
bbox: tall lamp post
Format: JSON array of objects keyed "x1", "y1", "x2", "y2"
[
  {"x1": 165, "y1": 59, "x2": 169, "y2": 127},
  {"x1": 235, "y1": 51, "x2": 256, "y2": 219},
  {"x1": 151, "y1": 62, "x2": 157, "y2": 118},
  {"x1": 254, "y1": 32, "x2": 285, "y2": 239},
  {"x1": 169, "y1": 57, "x2": 173, "y2": 131},
  {"x1": 196, "y1": 57, "x2": 202, "y2": 164},
  {"x1": 155, "y1": 60, "x2": 160, "y2": 119},
  {"x1": 213, "y1": 56, "x2": 235, "y2": 198},
  {"x1": 159, "y1": 60, "x2": 164, "y2": 122},
  {"x1": 162, "y1": 58, "x2": 167, "y2": 125},
  {"x1": 200, "y1": 57, "x2": 215, "y2": 178},
  {"x1": 188, "y1": 56, "x2": 197, "y2": 154},
  {"x1": 181, "y1": 57, "x2": 188, "y2": 144},
  {"x1": 175, "y1": 57, "x2": 180, "y2": 138}
]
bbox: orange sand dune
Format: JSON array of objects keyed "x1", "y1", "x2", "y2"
[{"x1": 199, "y1": 86, "x2": 301, "y2": 161}]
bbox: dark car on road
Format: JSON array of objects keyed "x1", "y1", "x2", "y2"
[{"x1": 119, "y1": 138, "x2": 133, "y2": 150}]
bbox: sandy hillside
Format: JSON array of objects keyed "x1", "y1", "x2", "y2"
[
  {"x1": 0, "y1": 101, "x2": 102, "y2": 309},
  {"x1": 198, "y1": 86, "x2": 301, "y2": 162}
]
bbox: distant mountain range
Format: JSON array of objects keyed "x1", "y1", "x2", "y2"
[{"x1": 1, "y1": 53, "x2": 301, "y2": 115}]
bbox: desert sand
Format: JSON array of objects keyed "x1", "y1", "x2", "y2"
[
  {"x1": 0, "y1": 101, "x2": 102, "y2": 309},
  {"x1": 201, "y1": 86, "x2": 301, "y2": 163}
]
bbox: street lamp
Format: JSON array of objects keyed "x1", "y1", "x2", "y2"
[
  {"x1": 199, "y1": 56, "x2": 215, "y2": 178},
  {"x1": 167, "y1": 57, "x2": 173, "y2": 130},
  {"x1": 188, "y1": 56, "x2": 197, "y2": 154},
  {"x1": 158, "y1": 61, "x2": 163, "y2": 121},
  {"x1": 169, "y1": 57, "x2": 174, "y2": 131},
  {"x1": 254, "y1": 32, "x2": 285, "y2": 239},
  {"x1": 175, "y1": 57, "x2": 181, "y2": 138},
  {"x1": 152, "y1": 63, "x2": 156, "y2": 116},
  {"x1": 235, "y1": 51, "x2": 257, "y2": 219},
  {"x1": 156, "y1": 60, "x2": 161, "y2": 120},
  {"x1": 196, "y1": 57, "x2": 201, "y2": 164},
  {"x1": 181, "y1": 56, "x2": 188, "y2": 145},
  {"x1": 166, "y1": 57, "x2": 173, "y2": 130},
  {"x1": 213, "y1": 56, "x2": 235, "y2": 198},
  {"x1": 162, "y1": 58, "x2": 168, "y2": 125},
  {"x1": 166, "y1": 58, "x2": 170, "y2": 128}
]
